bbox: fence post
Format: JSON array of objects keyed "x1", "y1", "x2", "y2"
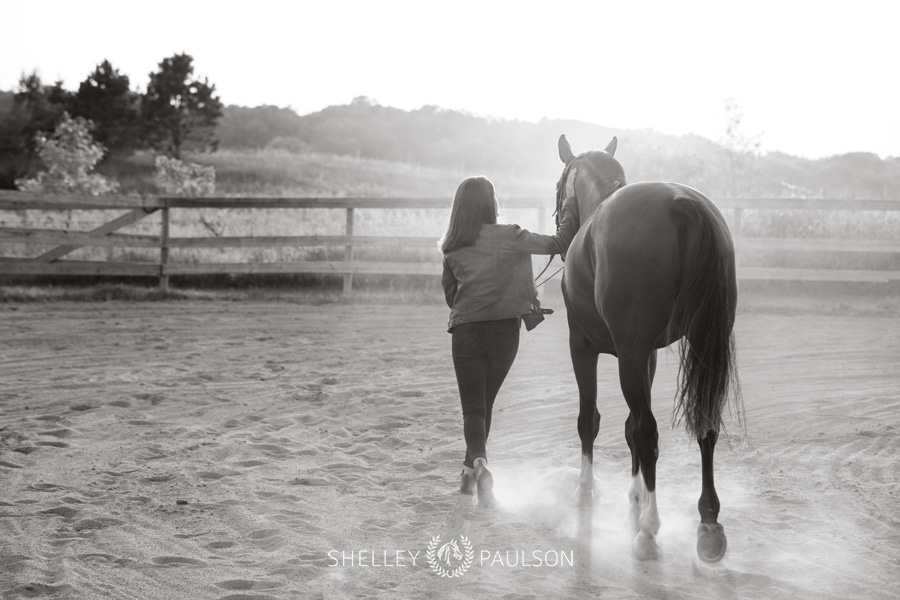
[
  {"x1": 160, "y1": 198, "x2": 170, "y2": 293},
  {"x1": 343, "y1": 207, "x2": 354, "y2": 295}
]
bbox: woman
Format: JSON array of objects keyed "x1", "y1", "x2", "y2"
[{"x1": 440, "y1": 176, "x2": 580, "y2": 508}]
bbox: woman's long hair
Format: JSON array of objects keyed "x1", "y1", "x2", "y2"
[{"x1": 439, "y1": 176, "x2": 498, "y2": 255}]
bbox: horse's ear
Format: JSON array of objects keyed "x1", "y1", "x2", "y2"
[
  {"x1": 559, "y1": 135, "x2": 576, "y2": 164},
  {"x1": 604, "y1": 136, "x2": 619, "y2": 156},
  {"x1": 604, "y1": 136, "x2": 618, "y2": 157}
]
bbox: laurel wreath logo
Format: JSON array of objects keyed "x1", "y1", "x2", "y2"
[{"x1": 426, "y1": 534, "x2": 474, "y2": 578}]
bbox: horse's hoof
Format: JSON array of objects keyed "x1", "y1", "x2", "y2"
[
  {"x1": 632, "y1": 531, "x2": 661, "y2": 561},
  {"x1": 697, "y1": 523, "x2": 727, "y2": 563}
]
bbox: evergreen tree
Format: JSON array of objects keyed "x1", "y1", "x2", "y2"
[
  {"x1": 71, "y1": 60, "x2": 140, "y2": 155},
  {"x1": 141, "y1": 53, "x2": 223, "y2": 158}
]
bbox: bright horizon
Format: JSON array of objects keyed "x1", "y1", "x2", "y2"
[{"x1": 3, "y1": 0, "x2": 898, "y2": 159}]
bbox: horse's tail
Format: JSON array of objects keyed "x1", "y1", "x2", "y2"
[{"x1": 669, "y1": 194, "x2": 743, "y2": 439}]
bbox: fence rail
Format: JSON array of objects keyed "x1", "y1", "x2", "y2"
[{"x1": 1, "y1": 190, "x2": 899, "y2": 292}]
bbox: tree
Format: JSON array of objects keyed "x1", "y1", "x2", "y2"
[
  {"x1": 14, "y1": 73, "x2": 72, "y2": 138},
  {"x1": 15, "y1": 112, "x2": 118, "y2": 195},
  {"x1": 0, "y1": 73, "x2": 71, "y2": 188},
  {"x1": 720, "y1": 98, "x2": 761, "y2": 198},
  {"x1": 71, "y1": 60, "x2": 140, "y2": 156},
  {"x1": 215, "y1": 104, "x2": 304, "y2": 149},
  {"x1": 141, "y1": 53, "x2": 223, "y2": 158}
]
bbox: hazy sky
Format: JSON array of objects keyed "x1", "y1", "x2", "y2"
[{"x1": 3, "y1": 0, "x2": 897, "y2": 159}]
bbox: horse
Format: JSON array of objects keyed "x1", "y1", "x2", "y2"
[{"x1": 555, "y1": 135, "x2": 742, "y2": 563}]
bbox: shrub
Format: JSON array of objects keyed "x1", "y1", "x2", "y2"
[
  {"x1": 15, "y1": 112, "x2": 119, "y2": 195},
  {"x1": 265, "y1": 136, "x2": 312, "y2": 155},
  {"x1": 154, "y1": 155, "x2": 215, "y2": 197}
]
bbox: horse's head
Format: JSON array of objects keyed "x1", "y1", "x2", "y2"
[
  {"x1": 555, "y1": 135, "x2": 626, "y2": 227},
  {"x1": 438, "y1": 539, "x2": 463, "y2": 564}
]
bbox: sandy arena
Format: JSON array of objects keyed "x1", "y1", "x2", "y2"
[{"x1": 1, "y1": 301, "x2": 898, "y2": 599}]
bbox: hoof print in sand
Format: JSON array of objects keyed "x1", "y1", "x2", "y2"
[
  {"x1": 38, "y1": 429, "x2": 73, "y2": 439},
  {"x1": 233, "y1": 460, "x2": 268, "y2": 468},
  {"x1": 196, "y1": 470, "x2": 240, "y2": 480},
  {"x1": 151, "y1": 556, "x2": 209, "y2": 567},
  {"x1": 134, "y1": 392, "x2": 166, "y2": 404},
  {"x1": 77, "y1": 553, "x2": 123, "y2": 564},
  {"x1": 27, "y1": 483, "x2": 67, "y2": 493},
  {"x1": 13, "y1": 583, "x2": 74, "y2": 596},
  {"x1": 215, "y1": 579, "x2": 286, "y2": 591},
  {"x1": 207, "y1": 541, "x2": 237, "y2": 549},
  {"x1": 39, "y1": 506, "x2": 79, "y2": 519},
  {"x1": 37, "y1": 441, "x2": 70, "y2": 448},
  {"x1": 142, "y1": 474, "x2": 175, "y2": 483},
  {"x1": 246, "y1": 529, "x2": 285, "y2": 551},
  {"x1": 73, "y1": 517, "x2": 124, "y2": 532},
  {"x1": 248, "y1": 444, "x2": 291, "y2": 456}
]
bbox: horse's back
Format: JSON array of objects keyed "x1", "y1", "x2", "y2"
[{"x1": 564, "y1": 181, "x2": 732, "y2": 351}]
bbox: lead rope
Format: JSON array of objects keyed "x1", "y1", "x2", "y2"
[
  {"x1": 534, "y1": 254, "x2": 557, "y2": 282},
  {"x1": 535, "y1": 262, "x2": 565, "y2": 288}
]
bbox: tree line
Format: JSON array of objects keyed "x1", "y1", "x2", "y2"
[
  {"x1": 3, "y1": 58, "x2": 899, "y2": 199},
  {"x1": 0, "y1": 53, "x2": 222, "y2": 189},
  {"x1": 215, "y1": 97, "x2": 900, "y2": 200}
]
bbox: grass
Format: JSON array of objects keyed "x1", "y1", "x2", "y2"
[
  {"x1": 97, "y1": 149, "x2": 551, "y2": 199},
  {"x1": 2, "y1": 149, "x2": 553, "y2": 266},
  {"x1": 3, "y1": 148, "x2": 900, "y2": 309}
]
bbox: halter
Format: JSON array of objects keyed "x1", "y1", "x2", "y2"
[
  {"x1": 554, "y1": 152, "x2": 589, "y2": 228},
  {"x1": 536, "y1": 152, "x2": 623, "y2": 287}
]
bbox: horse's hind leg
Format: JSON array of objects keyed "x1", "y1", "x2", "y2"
[
  {"x1": 626, "y1": 350, "x2": 657, "y2": 535},
  {"x1": 570, "y1": 332, "x2": 601, "y2": 506},
  {"x1": 697, "y1": 430, "x2": 727, "y2": 562},
  {"x1": 618, "y1": 348, "x2": 660, "y2": 560}
]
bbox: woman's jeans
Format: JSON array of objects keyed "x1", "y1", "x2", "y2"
[{"x1": 451, "y1": 317, "x2": 520, "y2": 468}]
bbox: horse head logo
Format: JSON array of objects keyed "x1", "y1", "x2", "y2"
[
  {"x1": 437, "y1": 539, "x2": 463, "y2": 565},
  {"x1": 426, "y1": 534, "x2": 474, "y2": 578}
]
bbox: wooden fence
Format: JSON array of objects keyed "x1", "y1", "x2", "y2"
[{"x1": 1, "y1": 190, "x2": 899, "y2": 293}]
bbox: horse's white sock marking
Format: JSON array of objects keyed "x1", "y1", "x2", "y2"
[
  {"x1": 579, "y1": 454, "x2": 593, "y2": 490},
  {"x1": 628, "y1": 473, "x2": 642, "y2": 533},
  {"x1": 630, "y1": 474, "x2": 662, "y2": 559},
  {"x1": 629, "y1": 473, "x2": 642, "y2": 505},
  {"x1": 640, "y1": 488, "x2": 660, "y2": 537}
]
